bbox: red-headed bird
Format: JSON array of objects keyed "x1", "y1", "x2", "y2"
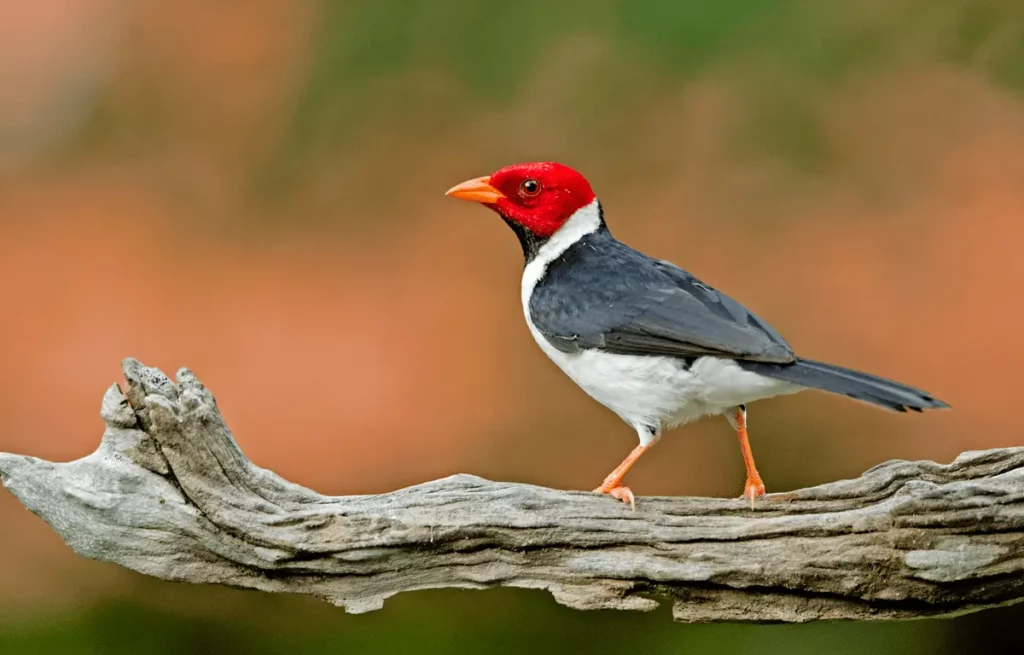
[{"x1": 446, "y1": 162, "x2": 948, "y2": 508}]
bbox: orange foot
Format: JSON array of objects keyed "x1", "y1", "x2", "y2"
[
  {"x1": 594, "y1": 483, "x2": 636, "y2": 510},
  {"x1": 743, "y1": 476, "x2": 766, "y2": 509}
]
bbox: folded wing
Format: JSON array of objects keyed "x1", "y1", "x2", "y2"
[{"x1": 528, "y1": 233, "x2": 796, "y2": 364}]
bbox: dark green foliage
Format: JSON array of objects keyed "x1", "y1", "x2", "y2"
[{"x1": 0, "y1": 583, "x2": 992, "y2": 655}]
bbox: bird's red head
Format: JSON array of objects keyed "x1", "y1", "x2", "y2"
[{"x1": 445, "y1": 162, "x2": 596, "y2": 238}]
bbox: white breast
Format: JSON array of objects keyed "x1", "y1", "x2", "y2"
[{"x1": 520, "y1": 200, "x2": 800, "y2": 440}]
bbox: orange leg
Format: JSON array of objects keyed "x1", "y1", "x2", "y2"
[
  {"x1": 728, "y1": 405, "x2": 765, "y2": 508},
  {"x1": 593, "y1": 443, "x2": 651, "y2": 509}
]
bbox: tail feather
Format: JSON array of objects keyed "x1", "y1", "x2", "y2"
[{"x1": 738, "y1": 358, "x2": 950, "y2": 412}]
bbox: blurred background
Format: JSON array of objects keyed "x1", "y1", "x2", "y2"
[{"x1": 1, "y1": 0, "x2": 1022, "y2": 652}]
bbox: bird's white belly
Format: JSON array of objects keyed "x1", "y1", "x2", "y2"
[{"x1": 525, "y1": 317, "x2": 800, "y2": 430}]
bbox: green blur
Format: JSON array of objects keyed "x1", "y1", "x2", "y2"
[{"x1": 3, "y1": 583, "x2": 1011, "y2": 654}]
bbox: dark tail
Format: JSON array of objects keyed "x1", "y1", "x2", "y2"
[{"x1": 738, "y1": 358, "x2": 950, "y2": 412}]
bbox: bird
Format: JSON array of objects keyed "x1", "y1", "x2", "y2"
[{"x1": 445, "y1": 162, "x2": 949, "y2": 508}]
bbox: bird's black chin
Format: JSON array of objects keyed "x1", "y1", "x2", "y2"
[{"x1": 500, "y1": 216, "x2": 548, "y2": 264}]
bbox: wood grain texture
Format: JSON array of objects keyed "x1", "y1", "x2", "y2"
[{"x1": 1, "y1": 359, "x2": 1021, "y2": 622}]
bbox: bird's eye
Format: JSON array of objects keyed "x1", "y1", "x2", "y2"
[{"x1": 520, "y1": 179, "x2": 541, "y2": 197}]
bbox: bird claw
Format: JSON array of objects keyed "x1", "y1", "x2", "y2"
[
  {"x1": 593, "y1": 484, "x2": 636, "y2": 510},
  {"x1": 742, "y1": 477, "x2": 766, "y2": 510},
  {"x1": 609, "y1": 485, "x2": 636, "y2": 510}
]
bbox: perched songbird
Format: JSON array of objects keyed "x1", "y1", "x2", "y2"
[{"x1": 446, "y1": 162, "x2": 948, "y2": 508}]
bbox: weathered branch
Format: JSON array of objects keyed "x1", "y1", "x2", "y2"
[{"x1": 1, "y1": 360, "x2": 1021, "y2": 622}]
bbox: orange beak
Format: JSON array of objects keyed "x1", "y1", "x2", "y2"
[{"x1": 445, "y1": 176, "x2": 506, "y2": 204}]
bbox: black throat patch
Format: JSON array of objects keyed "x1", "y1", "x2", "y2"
[
  {"x1": 501, "y1": 217, "x2": 548, "y2": 263},
  {"x1": 502, "y1": 203, "x2": 606, "y2": 266}
]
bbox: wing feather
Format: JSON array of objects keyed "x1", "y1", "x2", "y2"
[{"x1": 528, "y1": 234, "x2": 795, "y2": 363}]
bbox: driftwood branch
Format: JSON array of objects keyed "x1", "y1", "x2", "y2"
[{"x1": 1, "y1": 359, "x2": 1021, "y2": 622}]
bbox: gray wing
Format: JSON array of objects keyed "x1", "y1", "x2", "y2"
[{"x1": 528, "y1": 236, "x2": 796, "y2": 363}]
